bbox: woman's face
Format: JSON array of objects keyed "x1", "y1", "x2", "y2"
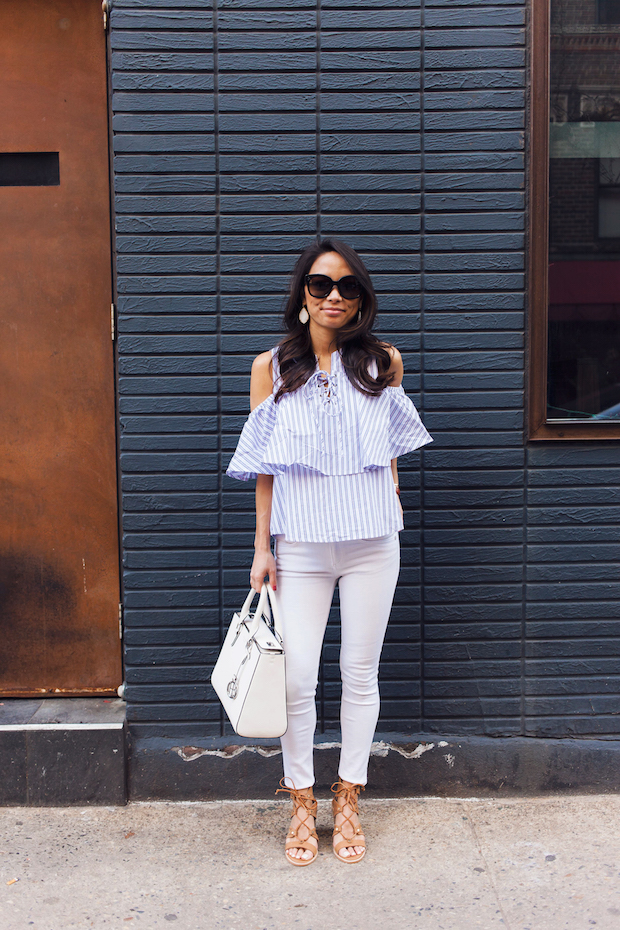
[{"x1": 303, "y1": 251, "x2": 362, "y2": 336}]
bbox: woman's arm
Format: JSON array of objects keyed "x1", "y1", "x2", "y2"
[
  {"x1": 386, "y1": 345, "x2": 404, "y2": 518},
  {"x1": 249, "y1": 351, "x2": 277, "y2": 592},
  {"x1": 391, "y1": 458, "x2": 399, "y2": 488},
  {"x1": 251, "y1": 474, "x2": 276, "y2": 592}
]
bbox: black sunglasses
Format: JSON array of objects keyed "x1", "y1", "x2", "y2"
[{"x1": 304, "y1": 274, "x2": 363, "y2": 300}]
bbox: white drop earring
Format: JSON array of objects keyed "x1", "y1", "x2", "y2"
[
  {"x1": 357, "y1": 309, "x2": 362, "y2": 322},
  {"x1": 299, "y1": 305, "x2": 309, "y2": 324}
]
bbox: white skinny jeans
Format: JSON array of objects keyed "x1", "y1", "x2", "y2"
[{"x1": 275, "y1": 533, "x2": 400, "y2": 788}]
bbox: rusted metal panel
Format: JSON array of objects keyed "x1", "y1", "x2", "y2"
[{"x1": 0, "y1": 0, "x2": 121, "y2": 694}]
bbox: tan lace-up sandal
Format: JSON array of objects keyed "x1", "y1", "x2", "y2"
[
  {"x1": 331, "y1": 780, "x2": 366, "y2": 863},
  {"x1": 276, "y1": 778, "x2": 319, "y2": 867}
]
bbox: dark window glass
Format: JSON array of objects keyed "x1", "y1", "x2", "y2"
[
  {"x1": 0, "y1": 152, "x2": 59, "y2": 186},
  {"x1": 599, "y1": 0, "x2": 620, "y2": 24},
  {"x1": 548, "y1": 1, "x2": 620, "y2": 420}
]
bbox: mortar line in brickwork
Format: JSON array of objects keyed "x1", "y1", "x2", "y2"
[
  {"x1": 317, "y1": 0, "x2": 326, "y2": 732},
  {"x1": 213, "y1": 0, "x2": 224, "y2": 738},
  {"x1": 522, "y1": 457, "x2": 528, "y2": 737},
  {"x1": 521, "y1": 355, "x2": 527, "y2": 735},
  {"x1": 419, "y1": 0, "x2": 427, "y2": 736},
  {"x1": 316, "y1": 0, "x2": 321, "y2": 243},
  {"x1": 520, "y1": 0, "x2": 529, "y2": 740}
]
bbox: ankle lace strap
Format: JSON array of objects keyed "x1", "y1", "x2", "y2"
[
  {"x1": 331, "y1": 781, "x2": 364, "y2": 810},
  {"x1": 276, "y1": 778, "x2": 317, "y2": 816}
]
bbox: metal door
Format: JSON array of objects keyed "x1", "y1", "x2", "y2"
[{"x1": 0, "y1": 0, "x2": 121, "y2": 694}]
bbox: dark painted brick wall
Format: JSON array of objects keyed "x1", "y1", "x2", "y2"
[
  {"x1": 111, "y1": 0, "x2": 620, "y2": 741},
  {"x1": 421, "y1": 0, "x2": 526, "y2": 739}
]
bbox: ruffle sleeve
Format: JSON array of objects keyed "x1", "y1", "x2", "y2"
[
  {"x1": 385, "y1": 385, "x2": 433, "y2": 458},
  {"x1": 226, "y1": 381, "x2": 432, "y2": 482},
  {"x1": 226, "y1": 396, "x2": 283, "y2": 481},
  {"x1": 357, "y1": 386, "x2": 433, "y2": 469}
]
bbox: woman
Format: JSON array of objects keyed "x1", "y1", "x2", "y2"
[{"x1": 226, "y1": 239, "x2": 432, "y2": 865}]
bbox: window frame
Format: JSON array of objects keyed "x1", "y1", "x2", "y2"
[{"x1": 528, "y1": 0, "x2": 620, "y2": 440}]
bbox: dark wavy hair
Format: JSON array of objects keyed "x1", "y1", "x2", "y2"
[{"x1": 274, "y1": 238, "x2": 394, "y2": 401}]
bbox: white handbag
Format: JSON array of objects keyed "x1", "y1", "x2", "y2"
[{"x1": 211, "y1": 584, "x2": 287, "y2": 738}]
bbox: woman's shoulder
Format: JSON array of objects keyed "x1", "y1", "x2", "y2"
[
  {"x1": 378, "y1": 342, "x2": 403, "y2": 387},
  {"x1": 250, "y1": 350, "x2": 275, "y2": 411},
  {"x1": 251, "y1": 350, "x2": 274, "y2": 376}
]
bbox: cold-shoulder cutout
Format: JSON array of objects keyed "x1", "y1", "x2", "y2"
[
  {"x1": 383, "y1": 343, "x2": 404, "y2": 387},
  {"x1": 250, "y1": 350, "x2": 274, "y2": 411}
]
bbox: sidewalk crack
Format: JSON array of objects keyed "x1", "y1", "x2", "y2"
[{"x1": 465, "y1": 805, "x2": 513, "y2": 930}]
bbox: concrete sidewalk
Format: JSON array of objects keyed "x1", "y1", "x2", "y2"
[{"x1": 1, "y1": 795, "x2": 619, "y2": 930}]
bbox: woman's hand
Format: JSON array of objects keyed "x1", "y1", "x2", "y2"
[{"x1": 250, "y1": 547, "x2": 277, "y2": 593}]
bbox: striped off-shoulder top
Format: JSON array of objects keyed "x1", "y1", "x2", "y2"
[{"x1": 226, "y1": 347, "x2": 432, "y2": 543}]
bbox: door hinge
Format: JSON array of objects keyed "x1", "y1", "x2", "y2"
[
  {"x1": 102, "y1": 1, "x2": 110, "y2": 32},
  {"x1": 118, "y1": 603, "x2": 123, "y2": 639},
  {"x1": 111, "y1": 303, "x2": 116, "y2": 341}
]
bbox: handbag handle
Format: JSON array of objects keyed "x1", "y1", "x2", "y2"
[
  {"x1": 239, "y1": 586, "x2": 261, "y2": 621},
  {"x1": 265, "y1": 583, "x2": 283, "y2": 639},
  {"x1": 239, "y1": 584, "x2": 283, "y2": 639}
]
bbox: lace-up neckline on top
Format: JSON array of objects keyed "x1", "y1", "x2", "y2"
[{"x1": 306, "y1": 352, "x2": 341, "y2": 417}]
